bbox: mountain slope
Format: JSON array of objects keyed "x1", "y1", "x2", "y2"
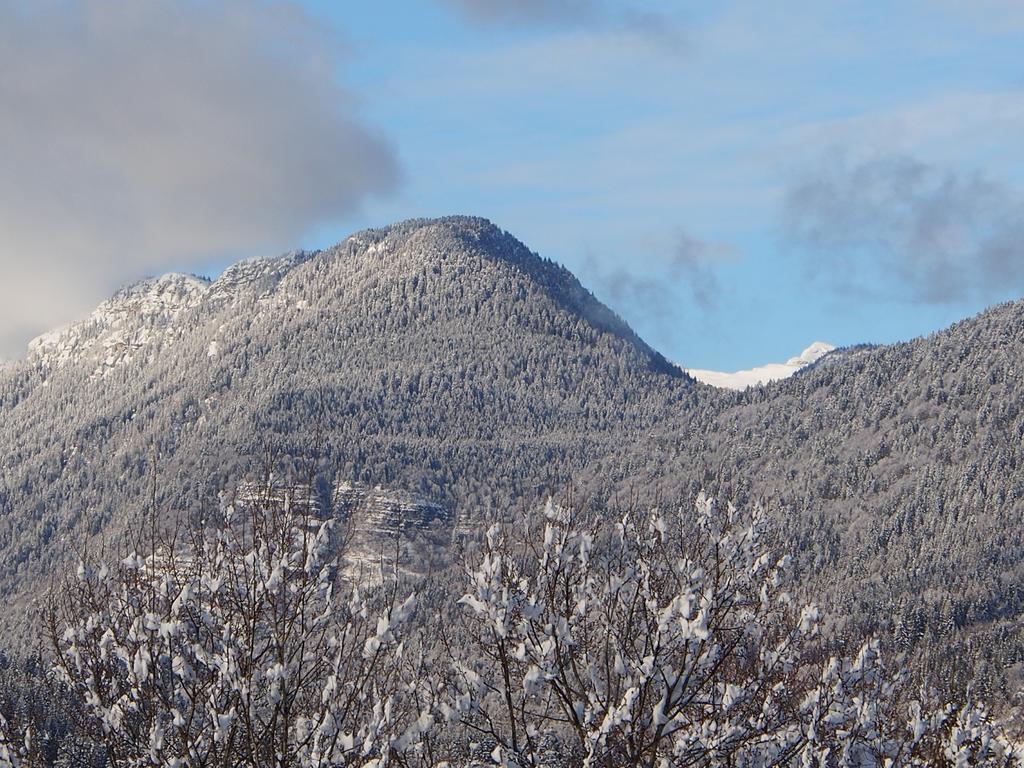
[
  {"x1": 0, "y1": 216, "x2": 692, "y2": 633},
  {"x1": 588, "y1": 299, "x2": 1024, "y2": 694},
  {"x1": 28, "y1": 273, "x2": 212, "y2": 375},
  {"x1": 3, "y1": 216, "x2": 1024, "y2": 698}
]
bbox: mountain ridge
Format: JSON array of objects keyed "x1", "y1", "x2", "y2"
[
  {"x1": 0, "y1": 216, "x2": 693, "y2": 642},
  {"x1": 2, "y1": 217, "x2": 1024, "y2": 697},
  {"x1": 15, "y1": 216, "x2": 683, "y2": 380}
]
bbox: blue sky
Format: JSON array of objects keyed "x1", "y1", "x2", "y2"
[
  {"x1": 2, "y1": 0, "x2": 1024, "y2": 369},
  {"x1": 303, "y1": 0, "x2": 1024, "y2": 369}
]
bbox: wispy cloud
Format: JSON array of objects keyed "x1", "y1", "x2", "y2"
[
  {"x1": 583, "y1": 229, "x2": 738, "y2": 345},
  {"x1": 783, "y1": 151, "x2": 1024, "y2": 303},
  {"x1": 438, "y1": 0, "x2": 685, "y2": 48},
  {"x1": 439, "y1": 0, "x2": 593, "y2": 25},
  {"x1": 586, "y1": 262, "x2": 675, "y2": 326},
  {"x1": 670, "y1": 231, "x2": 737, "y2": 310},
  {"x1": 0, "y1": 0, "x2": 399, "y2": 357}
]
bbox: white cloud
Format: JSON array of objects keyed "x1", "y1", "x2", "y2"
[{"x1": 0, "y1": 0, "x2": 399, "y2": 357}]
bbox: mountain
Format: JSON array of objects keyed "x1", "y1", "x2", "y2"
[
  {"x1": 28, "y1": 273, "x2": 212, "y2": 375},
  {"x1": 588, "y1": 301, "x2": 1024, "y2": 696},
  {"x1": 2, "y1": 216, "x2": 1024, "y2": 699},
  {"x1": 686, "y1": 341, "x2": 835, "y2": 389},
  {"x1": 0, "y1": 216, "x2": 691, "y2": 636}
]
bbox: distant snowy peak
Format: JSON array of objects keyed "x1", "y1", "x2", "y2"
[
  {"x1": 785, "y1": 341, "x2": 835, "y2": 367},
  {"x1": 687, "y1": 341, "x2": 836, "y2": 390}
]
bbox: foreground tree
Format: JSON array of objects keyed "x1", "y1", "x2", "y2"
[
  {"x1": 2, "y1": 489, "x2": 1021, "y2": 766},
  {"x1": 38, "y1": 491, "x2": 434, "y2": 768},
  {"x1": 446, "y1": 494, "x2": 1022, "y2": 767},
  {"x1": 0, "y1": 714, "x2": 40, "y2": 768}
]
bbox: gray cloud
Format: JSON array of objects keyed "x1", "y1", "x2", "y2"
[
  {"x1": 588, "y1": 263, "x2": 675, "y2": 325},
  {"x1": 583, "y1": 230, "x2": 737, "y2": 346},
  {"x1": 440, "y1": 0, "x2": 685, "y2": 48},
  {"x1": 783, "y1": 152, "x2": 1024, "y2": 303},
  {"x1": 0, "y1": 0, "x2": 399, "y2": 358},
  {"x1": 440, "y1": 0, "x2": 594, "y2": 25},
  {"x1": 669, "y1": 232, "x2": 736, "y2": 311}
]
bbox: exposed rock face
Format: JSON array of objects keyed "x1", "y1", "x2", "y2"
[
  {"x1": 28, "y1": 274, "x2": 211, "y2": 375},
  {"x1": 333, "y1": 482, "x2": 451, "y2": 581},
  {"x1": 231, "y1": 478, "x2": 451, "y2": 581}
]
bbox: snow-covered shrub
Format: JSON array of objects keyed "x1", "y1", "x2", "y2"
[
  {"x1": 0, "y1": 658, "x2": 59, "y2": 768},
  {"x1": 447, "y1": 494, "x2": 1021, "y2": 767},
  {"x1": 30, "y1": 488, "x2": 1024, "y2": 766},
  {"x1": 0, "y1": 714, "x2": 30, "y2": 768},
  {"x1": 44, "y1": 494, "x2": 433, "y2": 767}
]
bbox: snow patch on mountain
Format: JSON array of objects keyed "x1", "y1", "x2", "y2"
[
  {"x1": 687, "y1": 341, "x2": 836, "y2": 390},
  {"x1": 23, "y1": 250, "x2": 313, "y2": 377},
  {"x1": 28, "y1": 273, "x2": 211, "y2": 375},
  {"x1": 206, "y1": 251, "x2": 311, "y2": 308}
]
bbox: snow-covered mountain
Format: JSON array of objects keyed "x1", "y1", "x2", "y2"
[
  {"x1": 4, "y1": 215, "x2": 1024, "y2": 696},
  {"x1": 24, "y1": 251, "x2": 315, "y2": 378},
  {"x1": 27, "y1": 273, "x2": 211, "y2": 375},
  {"x1": 0, "y1": 215, "x2": 688, "y2": 639},
  {"x1": 686, "y1": 341, "x2": 835, "y2": 390}
]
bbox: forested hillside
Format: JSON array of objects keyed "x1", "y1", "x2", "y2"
[
  {"x1": 588, "y1": 301, "x2": 1024, "y2": 698},
  {"x1": 1, "y1": 216, "x2": 1023, "y2": 699},
  {"x1": 0, "y1": 217, "x2": 691, "y2": 637}
]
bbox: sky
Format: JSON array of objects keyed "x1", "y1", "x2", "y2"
[{"x1": 2, "y1": 0, "x2": 1024, "y2": 370}]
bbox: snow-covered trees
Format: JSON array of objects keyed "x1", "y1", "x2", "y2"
[
  {"x1": 0, "y1": 713, "x2": 39, "y2": 768},
  {"x1": 7, "y1": 215, "x2": 1024, "y2": 703},
  {"x1": 447, "y1": 495, "x2": 1021, "y2": 766},
  {"x1": 4, "y1": 489, "x2": 1021, "y2": 766},
  {"x1": 42, "y1": 495, "x2": 432, "y2": 767}
]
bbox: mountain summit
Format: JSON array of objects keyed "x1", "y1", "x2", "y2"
[
  {"x1": 4, "y1": 217, "x2": 1024, "y2": 693},
  {"x1": 23, "y1": 218, "x2": 680, "y2": 380},
  {"x1": 0, "y1": 217, "x2": 692, "y2": 632}
]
